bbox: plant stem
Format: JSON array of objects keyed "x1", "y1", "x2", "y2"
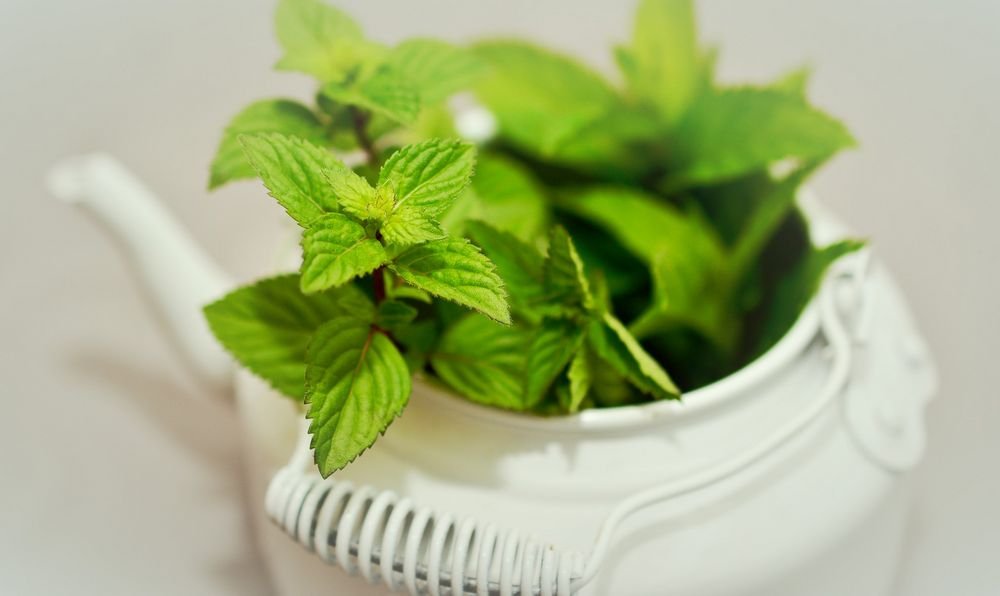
[
  {"x1": 350, "y1": 107, "x2": 377, "y2": 165},
  {"x1": 373, "y1": 265, "x2": 387, "y2": 304}
]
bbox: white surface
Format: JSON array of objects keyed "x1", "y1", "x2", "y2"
[{"x1": 1, "y1": 0, "x2": 997, "y2": 594}]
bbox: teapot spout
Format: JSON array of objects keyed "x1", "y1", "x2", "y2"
[{"x1": 48, "y1": 153, "x2": 234, "y2": 393}]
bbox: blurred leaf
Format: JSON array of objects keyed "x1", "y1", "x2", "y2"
[
  {"x1": 209, "y1": 100, "x2": 328, "y2": 189},
  {"x1": 386, "y1": 39, "x2": 486, "y2": 103},
  {"x1": 663, "y1": 88, "x2": 855, "y2": 189}
]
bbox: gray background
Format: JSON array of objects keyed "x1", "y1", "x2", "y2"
[{"x1": 2, "y1": 0, "x2": 997, "y2": 594}]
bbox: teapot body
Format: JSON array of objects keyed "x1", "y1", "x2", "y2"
[{"x1": 235, "y1": 254, "x2": 935, "y2": 596}]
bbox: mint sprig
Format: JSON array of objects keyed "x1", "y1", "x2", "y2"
[
  {"x1": 207, "y1": 131, "x2": 509, "y2": 476},
  {"x1": 204, "y1": 0, "x2": 866, "y2": 476}
]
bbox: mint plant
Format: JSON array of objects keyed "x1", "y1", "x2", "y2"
[{"x1": 205, "y1": 0, "x2": 862, "y2": 477}]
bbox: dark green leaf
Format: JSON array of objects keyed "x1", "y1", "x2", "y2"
[
  {"x1": 755, "y1": 239, "x2": 865, "y2": 352},
  {"x1": 375, "y1": 299, "x2": 418, "y2": 330}
]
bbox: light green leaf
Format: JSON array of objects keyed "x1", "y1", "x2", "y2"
[
  {"x1": 375, "y1": 299, "x2": 418, "y2": 331},
  {"x1": 386, "y1": 39, "x2": 486, "y2": 103},
  {"x1": 465, "y1": 221, "x2": 548, "y2": 318},
  {"x1": 664, "y1": 88, "x2": 856, "y2": 189},
  {"x1": 321, "y1": 64, "x2": 420, "y2": 124},
  {"x1": 621, "y1": 0, "x2": 699, "y2": 124},
  {"x1": 773, "y1": 66, "x2": 812, "y2": 96},
  {"x1": 756, "y1": 239, "x2": 865, "y2": 352},
  {"x1": 588, "y1": 312, "x2": 680, "y2": 400},
  {"x1": 468, "y1": 154, "x2": 548, "y2": 240},
  {"x1": 563, "y1": 187, "x2": 726, "y2": 266},
  {"x1": 379, "y1": 138, "x2": 477, "y2": 218},
  {"x1": 203, "y1": 274, "x2": 373, "y2": 399},
  {"x1": 274, "y1": 0, "x2": 383, "y2": 82},
  {"x1": 629, "y1": 247, "x2": 735, "y2": 351},
  {"x1": 209, "y1": 99, "x2": 327, "y2": 189},
  {"x1": 430, "y1": 314, "x2": 530, "y2": 410},
  {"x1": 239, "y1": 133, "x2": 344, "y2": 227},
  {"x1": 323, "y1": 166, "x2": 380, "y2": 221},
  {"x1": 390, "y1": 237, "x2": 510, "y2": 324},
  {"x1": 300, "y1": 213, "x2": 387, "y2": 293},
  {"x1": 544, "y1": 226, "x2": 592, "y2": 311},
  {"x1": 379, "y1": 207, "x2": 445, "y2": 246},
  {"x1": 305, "y1": 317, "x2": 411, "y2": 476},
  {"x1": 524, "y1": 318, "x2": 584, "y2": 408},
  {"x1": 566, "y1": 348, "x2": 592, "y2": 413},
  {"x1": 473, "y1": 41, "x2": 618, "y2": 159},
  {"x1": 566, "y1": 189, "x2": 734, "y2": 349}
]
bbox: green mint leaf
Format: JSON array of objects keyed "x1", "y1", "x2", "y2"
[
  {"x1": 239, "y1": 133, "x2": 344, "y2": 227},
  {"x1": 375, "y1": 299, "x2": 418, "y2": 331},
  {"x1": 390, "y1": 237, "x2": 511, "y2": 324},
  {"x1": 379, "y1": 138, "x2": 477, "y2": 219},
  {"x1": 305, "y1": 317, "x2": 411, "y2": 476},
  {"x1": 755, "y1": 239, "x2": 866, "y2": 353},
  {"x1": 565, "y1": 188, "x2": 734, "y2": 350},
  {"x1": 473, "y1": 40, "x2": 618, "y2": 160},
  {"x1": 379, "y1": 207, "x2": 445, "y2": 246},
  {"x1": 620, "y1": 0, "x2": 699, "y2": 124},
  {"x1": 588, "y1": 312, "x2": 680, "y2": 400},
  {"x1": 386, "y1": 283, "x2": 432, "y2": 304},
  {"x1": 209, "y1": 99, "x2": 327, "y2": 189},
  {"x1": 300, "y1": 213, "x2": 387, "y2": 293},
  {"x1": 566, "y1": 348, "x2": 592, "y2": 413},
  {"x1": 589, "y1": 354, "x2": 640, "y2": 407},
  {"x1": 524, "y1": 318, "x2": 584, "y2": 408},
  {"x1": 729, "y1": 162, "x2": 820, "y2": 279},
  {"x1": 563, "y1": 187, "x2": 726, "y2": 266},
  {"x1": 321, "y1": 64, "x2": 420, "y2": 124},
  {"x1": 377, "y1": 138, "x2": 477, "y2": 246},
  {"x1": 322, "y1": 165, "x2": 383, "y2": 221},
  {"x1": 773, "y1": 66, "x2": 812, "y2": 96},
  {"x1": 664, "y1": 88, "x2": 856, "y2": 189},
  {"x1": 467, "y1": 154, "x2": 548, "y2": 241},
  {"x1": 274, "y1": 0, "x2": 383, "y2": 82},
  {"x1": 544, "y1": 226, "x2": 592, "y2": 311},
  {"x1": 465, "y1": 221, "x2": 548, "y2": 319},
  {"x1": 628, "y1": 248, "x2": 736, "y2": 352},
  {"x1": 203, "y1": 274, "x2": 373, "y2": 399},
  {"x1": 386, "y1": 39, "x2": 486, "y2": 104},
  {"x1": 430, "y1": 314, "x2": 530, "y2": 410}
]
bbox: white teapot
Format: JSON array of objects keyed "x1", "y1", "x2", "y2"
[{"x1": 49, "y1": 154, "x2": 937, "y2": 596}]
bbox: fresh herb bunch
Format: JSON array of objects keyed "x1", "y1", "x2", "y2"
[{"x1": 204, "y1": 0, "x2": 861, "y2": 476}]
